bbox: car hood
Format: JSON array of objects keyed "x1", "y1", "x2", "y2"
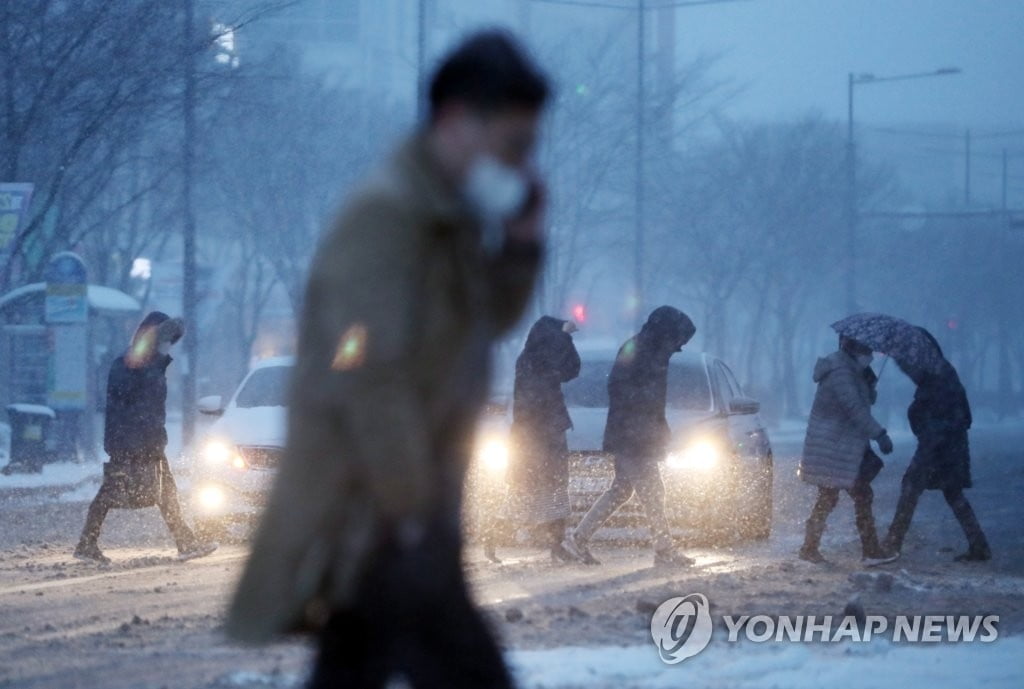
[
  {"x1": 566, "y1": 406, "x2": 718, "y2": 453},
  {"x1": 207, "y1": 405, "x2": 287, "y2": 448}
]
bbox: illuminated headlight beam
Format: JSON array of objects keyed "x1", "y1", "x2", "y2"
[
  {"x1": 666, "y1": 439, "x2": 722, "y2": 472},
  {"x1": 477, "y1": 437, "x2": 510, "y2": 473}
]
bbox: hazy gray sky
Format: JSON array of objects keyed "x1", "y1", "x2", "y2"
[{"x1": 676, "y1": 0, "x2": 1024, "y2": 130}]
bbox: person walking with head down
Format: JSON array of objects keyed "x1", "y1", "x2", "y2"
[
  {"x1": 226, "y1": 30, "x2": 549, "y2": 689},
  {"x1": 562, "y1": 306, "x2": 697, "y2": 567},
  {"x1": 486, "y1": 316, "x2": 581, "y2": 564},
  {"x1": 74, "y1": 312, "x2": 217, "y2": 564},
  {"x1": 798, "y1": 335, "x2": 897, "y2": 566},
  {"x1": 882, "y1": 327, "x2": 991, "y2": 563}
]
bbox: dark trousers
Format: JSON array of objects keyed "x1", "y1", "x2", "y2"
[
  {"x1": 79, "y1": 454, "x2": 196, "y2": 551},
  {"x1": 574, "y1": 456, "x2": 673, "y2": 552},
  {"x1": 308, "y1": 512, "x2": 513, "y2": 689},
  {"x1": 884, "y1": 461, "x2": 989, "y2": 554},
  {"x1": 803, "y1": 480, "x2": 880, "y2": 556}
]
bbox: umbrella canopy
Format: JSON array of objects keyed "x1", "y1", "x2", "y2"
[{"x1": 831, "y1": 313, "x2": 945, "y2": 377}]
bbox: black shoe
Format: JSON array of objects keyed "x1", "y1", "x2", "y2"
[
  {"x1": 561, "y1": 532, "x2": 600, "y2": 565},
  {"x1": 74, "y1": 541, "x2": 111, "y2": 565},
  {"x1": 954, "y1": 545, "x2": 991, "y2": 562},
  {"x1": 799, "y1": 546, "x2": 828, "y2": 564},
  {"x1": 654, "y1": 548, "x2": 695, "y2": 567},
  {"x1": 178, "y1": 541, "x2": 218, "y2": 562}
]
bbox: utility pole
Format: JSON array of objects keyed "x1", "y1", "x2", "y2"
[
  {"x1": 416, "y1": 0, "x2": 426, "y2": 121},
  {"x1": 634, "y1": 0, "x2": 646, "y2": 327},
  {"x1": 181, "y1": 0, "x2": 198, "y2": 448},
  {"x1": 844, "y1": 67, "x2": 961, "y2": 314},
  {"x1": 845, "y1": 72, "x2": 857, "y2": 314}
]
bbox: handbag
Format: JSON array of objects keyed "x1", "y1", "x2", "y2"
[
  {"x1": 857, "y1": 449, "x2": 884, "y2": 484},
  {"x1": 103, "y1": 453, "x2": 163, "y2": 509}
]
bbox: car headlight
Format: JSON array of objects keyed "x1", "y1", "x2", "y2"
[
  {"x1": 197, "y1": 484, "x2": 226, "y2": 511},
  {"x1": 202, "y1": 440, "x2": 232, "y2": 465},
  {"x1": 477, "y1": 436, "x2": 509, "y2": 473},
  {"x1": 667, "y1": 438, "x2": 723, "y2": 472},
  {"x1": 202, "y1": 440, "x2": 247, "y2": 470}
]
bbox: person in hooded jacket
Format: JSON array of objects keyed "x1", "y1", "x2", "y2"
[
  {"x1": 882, "y1": 328, "x2": 991, "y2": 562},
  {"x1": 798, "y1": 336, "x2": 896, "y2": 565},
  {"x1": 562, "y1": 306, "x2": 696, "y2": 567},
  {"x1": 486, "y1": 316, "x2": 580, "y2": 563},
  {"x1": 74, "y1": 312, "x2": 217, "y2": 564}
]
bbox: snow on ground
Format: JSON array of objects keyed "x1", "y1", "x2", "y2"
[
  {"x1": 508, "y1": 636, "x2": 1023, "y2": 689},
  {"x1": 0, "y1": 459, "x2": 99, "y2": 489},
  {"x1": 209, "y1": 638, "x2": 1023, "y2": 689}
]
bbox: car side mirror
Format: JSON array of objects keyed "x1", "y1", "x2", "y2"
[
  {"x1": 197, "y1": 395, "x2": 224, "y2": 416},
  {"x1": 728, "y1": 396, "x2": 760, "y2": 416}
]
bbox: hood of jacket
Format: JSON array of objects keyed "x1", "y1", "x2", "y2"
[
  {"x1": 637, "y1": 306, "x2": 696, "y2": 355},
  {"x1": 813, "y1": 350, "x2": 859, "y2": 383}
]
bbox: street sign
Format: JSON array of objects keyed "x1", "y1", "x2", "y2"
[
  {"x1": 0, "y1": 183, "x2": 34, "y2": 261},
  {"x1": 44, "y1": 252, "x2": 89, "y2": 411},
  {"x1": 44, "y1": 252, "x2": 88, "y2": 323}
]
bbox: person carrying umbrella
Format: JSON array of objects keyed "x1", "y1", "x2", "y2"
[
  {"x1": 485, "y1": 316, "x2": 581, "y2": 563},
  {"x1": 798, "y1": 333, "x2": 896, "y2": 565},
  {"x1": 881, "y1": 327, "x2": 991, "y2": 562}
]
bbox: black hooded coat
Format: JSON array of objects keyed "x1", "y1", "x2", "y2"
[
  {"x1": 906, "y1": 359, "x2": 973, "y2": 491},
  {"x1": 507, "y1": 317, "x2": 581, "y2": 520},
  {"x1": 602, "y1": 306, "x2": 696, "y2": 461}
]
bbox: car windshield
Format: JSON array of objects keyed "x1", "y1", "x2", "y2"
[
  {"x1": 234, "y1": 366, "x2": 290, "y2": 408},
  {"x1": 563, "y1": 359, "x2": 712, "y2": 411}
]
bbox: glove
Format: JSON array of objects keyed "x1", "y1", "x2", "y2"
[{"x1": 875, "y1": 431, "x2": 894, "y2": 455}]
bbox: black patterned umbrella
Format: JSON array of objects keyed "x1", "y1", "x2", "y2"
[{"x1": 831, "y1": 313, "x2": 944, "y2": 376}]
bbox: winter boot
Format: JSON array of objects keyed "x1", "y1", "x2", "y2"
[
  {"x1": 954, "y1": 542, "x2": 991, "y2": 562},
  {"x1": 561, "y1": 531, "x2": 600, "y2": 565},
  {"x1": 178, "y1": 540, "x2": 218, "y2": 562},
  {"x1": 74, "y1": 540, "x2": 111, "y2": 565},
  {"x1": 798, "y1": 545, "x2": 828, "y2": 564},
  {"x1": 654, "y1": 547, "x2": 695, "y2": 567},
  {"x1": 862, "y1": 549, "x2": 900, "y2": 567}
]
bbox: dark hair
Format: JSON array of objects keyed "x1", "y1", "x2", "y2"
[{"x1": 428, "y1": 30, "x2": 550, "y2": 120}]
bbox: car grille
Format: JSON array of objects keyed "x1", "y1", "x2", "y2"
[{"x1": 237, "y1": 446, "x2": 283, "y2": 470}]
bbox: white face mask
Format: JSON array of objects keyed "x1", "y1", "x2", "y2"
[
  {"x1": 856, "y1": 353, "x2": 874, "y2": 368},
  {"x1": 463, "y1": 154, "x2": 528, "y2": 222},
  {"x1": 158, "y1": 341, "x2": 172, "y2": 356}
]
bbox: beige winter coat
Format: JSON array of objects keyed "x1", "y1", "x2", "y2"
[
  {"x1": 799, "y1": 350, "x2": 884, "y2": 490},
  {"x1": 225, "y1": 135, "x2": 540, "y2": 643}
]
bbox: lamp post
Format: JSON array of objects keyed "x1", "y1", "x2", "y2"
[{"x1": 845, "y1": 67, "x2": 961, "y2": 313}]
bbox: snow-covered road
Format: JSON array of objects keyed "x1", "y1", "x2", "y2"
[{"x1": 1, "y1": 425, "x2": 1021, "y2": 688}]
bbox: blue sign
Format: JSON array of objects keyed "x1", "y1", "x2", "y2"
[{"x1": 45, "y1": 252, "x2": 88, "y2": 323}]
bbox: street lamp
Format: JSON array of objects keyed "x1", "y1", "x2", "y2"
[{"x1": 844, "y1": 66, "x2": 961, "y2": 312}]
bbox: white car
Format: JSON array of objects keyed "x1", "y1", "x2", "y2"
[
  {"x1": 467, "y1": 339, "x2": 774, "y2": 543},
  {"x1": 560, "y1": 340, "x2": 774, "y2": 541},
  {"x1": 188, "y1": 356, "x2": 511, "y2": 538},
  {"x1": 189, "y1": 357, "x2": 290, "y2": 537}
]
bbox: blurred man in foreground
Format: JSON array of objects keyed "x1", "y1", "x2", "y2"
[{"x1": 226, "y1": 30, "x2": 549, "y2": 689}]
